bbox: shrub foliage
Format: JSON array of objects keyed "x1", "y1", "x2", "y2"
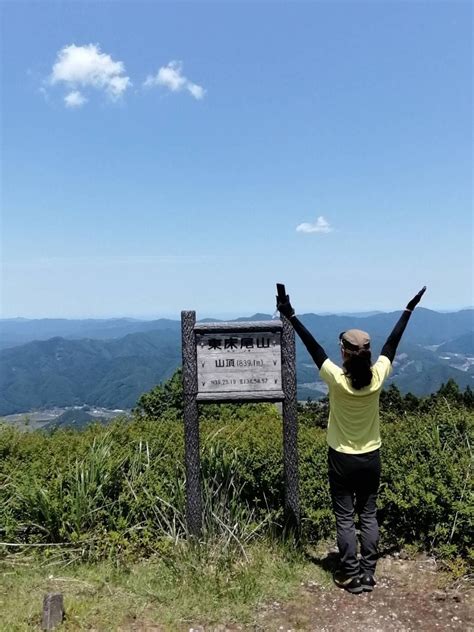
[{"x1": 0, "y1": 375, "x2": 472, "y2": 563}]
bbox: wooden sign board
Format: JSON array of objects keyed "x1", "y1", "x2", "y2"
[
  {"x1": 181, "y1": 312, "x2": 299, "y2": 537},
  {"x1": 196, "y1": 329, "x2": 283, "y2": 400}
]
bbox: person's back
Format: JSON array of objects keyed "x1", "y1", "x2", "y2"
[
  {"x1": 320, "y1": 354, "x2": 391, "y2": 454},
  {"x1": 276, "y1": 285, "x2": 426, "y2": 594}
]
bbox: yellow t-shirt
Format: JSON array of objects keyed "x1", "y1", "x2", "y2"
[{"x1": 319, "y1": 355, "x2": 392, "y2": 454}]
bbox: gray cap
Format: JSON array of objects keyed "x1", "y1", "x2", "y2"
[{"x1": 340, "y1": 329, "x2": 371, "y2": 350}]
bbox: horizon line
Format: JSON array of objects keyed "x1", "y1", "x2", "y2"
[{"x1": 1, "y1": 305, "x2": 473, "y2": 321}]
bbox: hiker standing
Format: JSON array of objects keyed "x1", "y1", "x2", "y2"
[{"x1": 276, "y1": 286, "x2": 426, "y2": 593}]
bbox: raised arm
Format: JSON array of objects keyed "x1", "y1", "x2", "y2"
[
  {"x1": 380, "y1": 286, "x2": 426, "y2": 362},
  {"x1": 276, "y1": 291, "x2": 328, "y2": 369}
]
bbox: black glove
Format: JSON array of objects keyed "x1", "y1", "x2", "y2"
[
  {"x1": 276, "y1": 293, "x2": 295, "y2": 319},
  {"x1": 406, "y1": 286, "x2": 427, "y2": 311}
]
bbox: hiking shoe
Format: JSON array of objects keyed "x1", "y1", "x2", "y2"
[
  {"x1": 333, "y1": 571, "x2": 363, "y2": 594},
  {"x1": 360, "y1": 573, "x2": 376, "y2": 592}
]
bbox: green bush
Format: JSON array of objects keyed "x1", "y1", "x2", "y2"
[
  {"x1": 0, "y1": 399, "x2": 472, "y2": 562},
  {"x1": 379, "y1": 400, "x2": 473, "y2": 557}
]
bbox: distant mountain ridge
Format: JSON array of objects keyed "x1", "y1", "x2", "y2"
[
  {"x1": 0, "y1": 317, "x2": 181, "y2": 350},
  {"x1": 438, "y1": 332, "x2": 474, "y2": 355},
  {"x1": 0, "y1": 309, "x2": 472, "y2": 416},
  {"x1": 0, "y1": 330, "x2": 181, "y2": 415},
  {"x1": 2, "y1": 309, "x2": 472, "y2": 349}
]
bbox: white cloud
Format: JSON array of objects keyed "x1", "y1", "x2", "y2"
[
  {"x1": 50, "y1": 43, "x2": 131, "y2": 103},
  {"x1": 147, "y1": 61, "x2": 186, "y2": 91},
  {"x1": 64, "y1": 90, "x2": 87, "y2": 108},
  {"x1": 144, "y1": 61, "x2": 206, "y2": 100},
  {"x1": 296, "y1": 216, "x2": 333, "y2": 234},
  {"x1": 187, "y1": 82, "x2": 205, "y2": 100}
]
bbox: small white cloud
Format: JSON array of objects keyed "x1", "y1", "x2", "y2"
[
  {"x1": 296, "y1": 216, "x2": 333, "y2": 234},
  {"x1": 187, "y1": 82, "x2": 206, "y2": 100},
  {"x1": 144, "y1": 60, "x2": 206, "y2": 100},
  {"x1": 49, "y1": 43, "x2": 131, "y2": 104},
  {"x1": 64, "y1": 90, "x2": 87, "y2": 108},
  {"x1": 148, "y1": 61, "x2": 186, "y2": 91}
]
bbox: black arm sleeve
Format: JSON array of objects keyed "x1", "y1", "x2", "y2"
[
  {"x1": 288, "y1": 315, "x2": 328, "y2": 369},
  {"x1": 380, "y1": 310, "x2": 412, "y2": 363}
]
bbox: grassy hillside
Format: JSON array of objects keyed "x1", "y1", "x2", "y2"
[
  {"x1": 0, "y1": 394, "x2": 471, "y2": 629},
  {"x1": 1, "y1": 398, "x2": 471, "y2": 559}
]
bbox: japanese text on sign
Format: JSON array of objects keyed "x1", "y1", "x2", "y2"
[{"x1": 196, "y1": 331, "x2": 282, "y2": 394}]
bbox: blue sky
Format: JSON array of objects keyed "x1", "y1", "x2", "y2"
[{"x1": 1, "y1": 1, "x2": 472, "y2": 319}]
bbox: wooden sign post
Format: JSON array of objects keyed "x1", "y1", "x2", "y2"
[{"x1": 181, "y1": 311, "x2": 300, "y2": 538}]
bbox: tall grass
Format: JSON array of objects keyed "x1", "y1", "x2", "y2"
[
  {"x1": 1, "y1": 422, "x2": 280, "y2": 565},
  {"x1": 0, "y1": 400, "x2": 472, "y2": 564}
]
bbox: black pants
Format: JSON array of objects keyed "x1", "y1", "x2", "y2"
[{"x1": 328, "y1": 447, "x2": 381, "y2": 577}]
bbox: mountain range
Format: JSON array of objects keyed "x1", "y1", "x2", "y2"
[
  {"x1": 0, "y1": 317, "x2": 181, "y2": 350},
  {"x1": 0, "y1": 309, "x2": 472, "y2": 416}
]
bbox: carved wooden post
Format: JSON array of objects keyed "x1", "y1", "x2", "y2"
[
  {"x1": 281, "y1": 315, "x2": 300, "y2": 535},
  {"x1": 181, "y1": 310, "x2": 202, "y2": 537}
]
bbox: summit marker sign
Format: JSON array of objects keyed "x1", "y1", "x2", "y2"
[
  {"x1": 196, "y1": 325, "x2": 283, "y2": 400},
  {"x1": 180, "y1": 311, "x2": 300, "y2": 538}
]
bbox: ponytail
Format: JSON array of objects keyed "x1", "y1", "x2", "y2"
[{"x1": 342, "y1": 348, "x2": 373, "y2": 390}]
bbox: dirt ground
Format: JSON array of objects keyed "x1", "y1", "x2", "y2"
[
  {"x1": 254, "y1": 554, "x2": 473, "y2": 632},
  {"x1": 125, "y1": 553, "x2": 473, "y2": 632}
]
